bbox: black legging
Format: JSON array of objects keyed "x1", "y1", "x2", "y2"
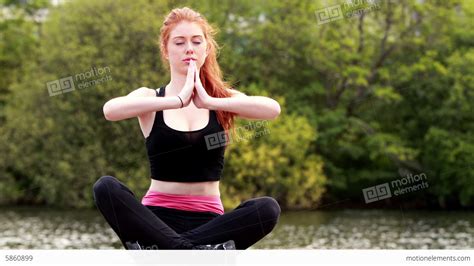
[{"x1": 92, "y1": 175, "x2": 281, "y2": 249}]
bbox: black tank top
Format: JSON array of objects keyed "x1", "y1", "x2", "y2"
[{"x1": 145, "y1": 86, "x2": 227, "y2": 182}]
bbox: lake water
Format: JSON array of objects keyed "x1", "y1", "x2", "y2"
[{"x1": 1, "y1": 207, "x2": 472, "y2": 249}]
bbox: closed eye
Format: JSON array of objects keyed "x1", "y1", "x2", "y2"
[{"x1": 176, "y1": 42, "x2": 201, "y2": 45}]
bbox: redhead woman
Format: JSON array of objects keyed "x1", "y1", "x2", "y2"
[{"x1": 93, "y1": 7, "x2": 281, "y2": 250}]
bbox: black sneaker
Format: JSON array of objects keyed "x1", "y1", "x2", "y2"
[
  {"x1": 125, "y1": 241, "x2": 142, "y2": 250},
  {"x1": 192, "y1": 240, "x2": 236, "y2": 250}
]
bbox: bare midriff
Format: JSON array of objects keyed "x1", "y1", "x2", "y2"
[{"x1": 149, "y1": 179, "x2": 220, "y2": 196}]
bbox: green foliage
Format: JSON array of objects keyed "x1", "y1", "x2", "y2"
[
  {"x1": 222, "y1": 108, "x2": 326, "y2": 210},
  {"x1": 1, "y1": 0, "x2": 167, "y2": 207},
  {"x1": 0, "y1": 0, "x2": 48, "y2": 122}
]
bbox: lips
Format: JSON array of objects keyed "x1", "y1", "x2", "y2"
[{"x1": 183, "y1": 58, "x2": 196, "y2": 62}]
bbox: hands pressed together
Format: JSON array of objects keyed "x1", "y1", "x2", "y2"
[{"x1": 177, "y1": 60, "x2": 212, "y2": 109}]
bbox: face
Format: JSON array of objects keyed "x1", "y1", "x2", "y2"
[{"x1": 166, "y1": 21, "x2": 208, "y2": 74}]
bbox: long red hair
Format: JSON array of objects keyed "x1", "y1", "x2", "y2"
[{"x1": 159, "y1": 7, "x2": 236, "y2": 135}]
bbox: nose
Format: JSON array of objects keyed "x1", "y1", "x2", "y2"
[{"x1": 185, "y1": 42, "x2": 194, "y2": 55}]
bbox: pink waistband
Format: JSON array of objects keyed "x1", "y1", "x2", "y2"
[{"x1": 141, "y1": 190, "x2": 224, "y2": 215}]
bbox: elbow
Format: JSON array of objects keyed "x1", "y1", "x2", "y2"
[
  {"x1": 269, "y1": 100, "x2": 281, "y2": 120},
  {"x1": 103, "y1": 101, "x2": 116, "y2": 121}
]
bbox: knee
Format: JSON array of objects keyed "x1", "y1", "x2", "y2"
[
  {"x1": 93, "y1": 175, "x2": 119, "y2": 201},
  {"x1": 258, "y1": 196, "x2": 281, "y2": 222}
]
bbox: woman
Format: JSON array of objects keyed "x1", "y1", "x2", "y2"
[{"x1": 93, "y1": 7, "x2": 281, "y2": 250}]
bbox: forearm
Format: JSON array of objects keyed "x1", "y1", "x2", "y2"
[
  {"x1": 208, "y1": 96, "x2": 281, "y2": 120},
  {"x1": 103, "y1": 96, "x2": 181, "y2": 121}
]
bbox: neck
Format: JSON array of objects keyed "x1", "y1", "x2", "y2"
[{"x1": 166, "y1": 71, "x2": 187, "y2": 96}]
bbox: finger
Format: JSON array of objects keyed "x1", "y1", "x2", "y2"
[
  {"x1": 191, "y1": 60, "x2": 197, "y2": 80},
  {"x1": 194, "y1": 67, "x2": 203, "y2": 88},
  {"x1": 195, "y1": 65, "x2": 200, "y2": 81},
  {"x1": 186, "y1": 60, "x2": 195, "y2": 84}
]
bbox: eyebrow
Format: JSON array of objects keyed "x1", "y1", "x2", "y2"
[{"x1": 172, "y1": 35, "x2": 203, "y2": 40}]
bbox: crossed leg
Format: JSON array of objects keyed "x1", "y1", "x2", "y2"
[
  {"x1": 181, "y1": 196, "x2": 281, "y2": 249},
  {"x1": 93, "y1": 175, "x2": 280, "y2": 250}
]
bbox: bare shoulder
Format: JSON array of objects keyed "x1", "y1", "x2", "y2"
[{"x1": 127, "y1": 87, "x2": 157, "y2": 97}]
